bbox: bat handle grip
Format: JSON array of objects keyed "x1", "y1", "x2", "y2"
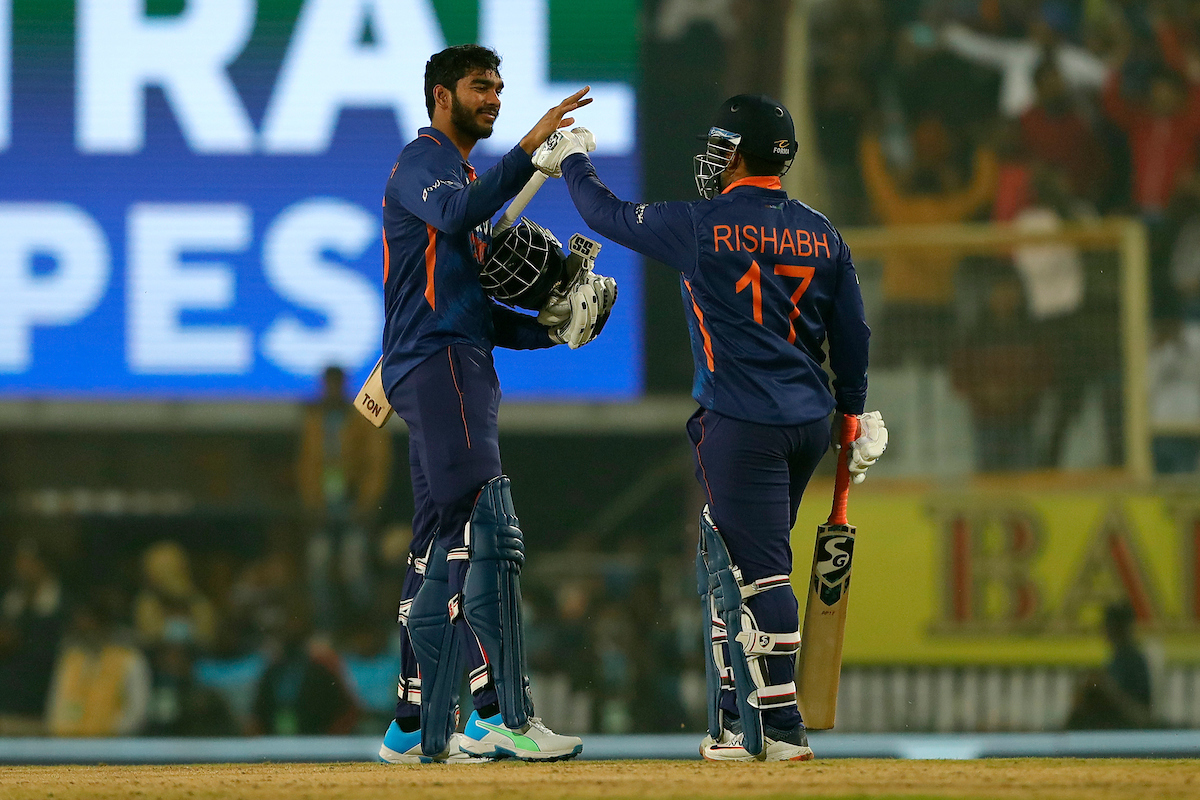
[
  {"x1": 828, "y1": 413, "x2": 858, "y2": 526},
  {"x1": 494, "y1": 172, "x2": 549, "y2": 235}
]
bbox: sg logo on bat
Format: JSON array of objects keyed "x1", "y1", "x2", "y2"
[{"x1": 812, "y1": 525, "x2": 856, "y2": 606}]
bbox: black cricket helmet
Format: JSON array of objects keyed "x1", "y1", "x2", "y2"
[
  {"x1": 694, "y1": 94, "x2": 797, "y2": 199},
  {"x1": 481, "y1": 218, "x2": 571, "y2": 309}
]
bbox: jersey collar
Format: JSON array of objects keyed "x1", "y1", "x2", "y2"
[
  {"x1": 417, "y1": 126, "x2": 475, "y2": 179},
  {"x1": 417, "y1": 126, "x2": 451, "y2": 147},
  {"x1": 721, "y1": 175, "x2": 783, "y2": 194}
]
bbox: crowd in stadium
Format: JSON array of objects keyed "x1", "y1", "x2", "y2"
[
  {"x1": 809, "y1": 0, "x2": 1200, "y2": 472},
  {"x1": 0, "y1": 504, "x2": 691, "y2": 738},
  {"x1": 0, "y1": 369, "x2": 692, "y2": 738},
  {"x1": 2, "y1": 0, "x2": 1193, "y2": 741}
]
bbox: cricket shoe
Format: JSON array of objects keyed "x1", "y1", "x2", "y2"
[
  {"x1": 378, "y1": 719, "x2": 490, "y2": 764},
  {"x1": 459, "y1": 710, "x2": 583, "y2": 761},
  {"x1": 698, "y1": 715, "x2": 743, "y2": 752},
  {"x1": 701, "y1": 723, "x2": 814, "y2": 762}
]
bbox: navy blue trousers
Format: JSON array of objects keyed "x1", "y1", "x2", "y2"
[
  {"x1": 687, "y1": 407, "x2": 830, "y2": 730},
  {"x1": 390, "y1": 344, "x2": 504, "y2": 721}
]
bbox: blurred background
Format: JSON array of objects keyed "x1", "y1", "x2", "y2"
[{"x1": 1, "y1": 0, "x2": 1199, "y2": 745}]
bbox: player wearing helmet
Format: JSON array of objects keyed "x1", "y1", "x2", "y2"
[
  {"x1": 534, "y1": 95, "x2": 888, "y2": 761},
  {"x1": 377, "y1": 45, "x2": 613, "y2": 765}
]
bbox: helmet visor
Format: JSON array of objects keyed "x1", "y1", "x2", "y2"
[{"x1": 693, "y1": 127, "x2": 741, "y2": 200}]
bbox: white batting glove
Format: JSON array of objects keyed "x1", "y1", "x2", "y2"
[
  {"x1": 537, "y1": 294, "x2": 572, "y2": 328},
  {"x1": 847, "y1": 411, "x2": 888, "y2": 484},
  {"x1": 590, "y1": 273, "x2": 618, "y2": 338},
  {"x1": 547, "y1": 276, "x2": 599, "y2": 348},
  {"x1": 532, "y1": 127, "x2": 596, "y2": 178}
]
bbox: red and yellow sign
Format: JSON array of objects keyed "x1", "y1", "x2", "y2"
[{"x1": 791, "y1": 478, "x2": 1200, "y2": 665}]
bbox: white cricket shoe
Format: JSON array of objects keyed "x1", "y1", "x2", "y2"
[
  {"x1": 701, "y1": 723, "x2": 815, "y2": 762},
  {"x1": 460, "y1": 710, "x2": 583, "y2": 761},
  {"x1": 699, "y1": 714, "x2": 742, "y2": 752},
  {"x1": 378, "y1": 720, "x2": 490, "y2": 764}
]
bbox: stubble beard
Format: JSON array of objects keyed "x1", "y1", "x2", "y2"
[{"x1": 451, "y1": 94, "x2": 496, "y2": 141}]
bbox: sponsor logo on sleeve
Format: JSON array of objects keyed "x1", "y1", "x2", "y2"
[{"x1": 422, "y1": 179, "x2": 461, "y2": 202}]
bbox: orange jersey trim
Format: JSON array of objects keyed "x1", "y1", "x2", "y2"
[
  {"x1": 684, "y1": 279, "x2": 715, "y2": 371},
  {"x1": 721, "y1": 175, "x2": 782, "y2": 194},
  {"x1": 382, "y1": 227, "x2": 390, "y2": 283},
  {"x1": 694, "y1": 412, "x2": 715, "y2": 507},
  {"x1": 423, "y1": 224, "x2": 437, "y2": 309},
  {"x1": 447, "y1": 348, "x2": 472, "y2": 449},
  {"x1": 418, "y1": 133, "x2": 441, "y2": 145}
]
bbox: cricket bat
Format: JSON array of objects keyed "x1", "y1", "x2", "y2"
[
  {"x1": 354, "y1": 356, "x2": 394, "y2": 428},
  {"x1": 353, "y1": 171, "x2": 551, "y2": 427},
  {"x1": 796, "y1": 413, "x2": 859, "y2": 730}
]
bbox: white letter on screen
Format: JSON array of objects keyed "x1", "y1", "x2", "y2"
[
  {"x1": 127, "y1": 203, "x2": 252, "y2": 374},
  {"x1": 476, "y1": 0, "x2": 633, "y2": 156},
  {"x1": 0, "y1": 203, "x2": 110, "y2": 372},
  {"x1": 261, "y1": 199, "x2": 382, "y2": 375},
  {"x1": 1, "y1": 0, "x2": 10, "y2": 152},
  {"x1": 260, "y1": 0, "x2": 443, "y2": 153},
  {"x1": 77, "y1": 0, "x2": 255, "y2": 153}
]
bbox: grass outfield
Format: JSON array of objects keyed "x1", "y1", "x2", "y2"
[{"x1": 3, "y1": 760, "x2": 1200, "y2": 800}]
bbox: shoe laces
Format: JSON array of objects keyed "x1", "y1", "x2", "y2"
[{"x1": 525, "y1": 716, "x2": 553, "y2": 735}]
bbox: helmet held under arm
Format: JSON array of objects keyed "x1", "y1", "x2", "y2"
[{"x1": 480, "y1": 217, "x2": 575, "y2": 310}]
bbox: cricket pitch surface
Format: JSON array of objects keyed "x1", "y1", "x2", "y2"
[{"x1": 4, "y1": 759, "x2": 1200, "y2": 800}]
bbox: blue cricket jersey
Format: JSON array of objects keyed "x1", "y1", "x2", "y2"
[
  {"x1": 381, "y1": 127, "x2": 553, "y2": 396},
  {"x1": 563, "y1": 154, "x2": 869, "y2": 426}
]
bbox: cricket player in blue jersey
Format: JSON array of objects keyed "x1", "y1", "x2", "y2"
[
  {"x1": 377, "y1": 45, "x2": 615, "y2": 764},
  {"x1": 533, "y1": 95, "x2": 888, "y2": 761}
]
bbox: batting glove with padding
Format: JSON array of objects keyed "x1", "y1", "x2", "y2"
[
  {"x1": 847, "y1": 410, "x2": 888, "y2": 484},
  {"x1": 547, "y1": 275, "x2": 599, "y2": 349},
  {"x1": 532, "y1": 127, "x2": 596, "y2": 178},
  {"x1": 543, "y1": 271, "x2": 617, "y2": 349}
]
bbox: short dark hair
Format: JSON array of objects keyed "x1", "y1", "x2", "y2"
[
  {"x1": 424, "y1": 45, "x2": 502, "y2": 120},
  {"x1": 739, "y1": 150, "x2": 786, "y2": 177}
]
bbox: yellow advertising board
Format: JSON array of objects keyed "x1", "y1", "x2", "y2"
[{"x1": 791, "y1": 478, "x2": 1200, "y2": 665}]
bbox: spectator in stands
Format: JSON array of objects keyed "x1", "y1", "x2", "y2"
[
  {"x1": 134, "y1": 540, "x2": 217, "y2": 652},
  {"x1": 46, "y1": 592, "x2": 151, "y2": 736},
  {"x1": 810, "y1": 0, "x2": 888, "y2": 224},
  {"x1": 1005, "y1": 165, "x2": 1124, "y2": 468},
  {"x1": 1104, "y1": 49, "x2": 1200, "y2": 338},
  {"x1": 227, "y1": 548, "x2": 297, "y2": 654},
  {"x1": 950, "y1": 266, "x2": 1051, "y2": 471},
  {"x1": 1065, "y1": 601, "x2": 1154, "y2": 729},
  {"x1": 145, "y1": 641, "x2": 237, "y2": 737},
  {"x1": 1021, "y1": 60, "x2": 1109, "y2": 203},
  {"x1": 297, "y1": 365, "x2": 392, "y2": 632},
  {"x1": 860, "y1": 115, "x2": 999, "y2": 367},
  {"x1": 250, "y1": 599, "x2": 358, "y2": 735},
  {"x1": 941, "y1": 8, "x2": 1110, "y2": 117},
  {"x1": 1148, "y1": 318, "x2": 1200, "y2": 473},
  {"x1": 0, "y1": 540, "x2": 65, "y2": 734},
  {"x1": 1102, "y1": 60, "x2": 1200, "y2": 218},
  {"x1": 339, "y1": 618, "x2": 399, "y2": 734}
]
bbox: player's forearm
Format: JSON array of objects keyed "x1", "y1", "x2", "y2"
[
  {"x1": 562, "y1": 154, "x2": 628, "y2": 238},
  {"x1": 562, "y1": 155, "x2": 691, "y2": 269},
  {"x1": 942, "y1": 22, "x2": 1020, "y2": 69},
  {"x1": 491, "y1": 304, "x2": 555, "y2": 350},
  {"x1": 430, "y1": 146, "x2": 537, "y2": 234}
]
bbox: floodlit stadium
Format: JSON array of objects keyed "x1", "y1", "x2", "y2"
[{"x1": 2, "y1": 1, "x2": 1200, "y2": 797}]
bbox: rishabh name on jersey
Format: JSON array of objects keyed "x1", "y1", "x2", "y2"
[
  {"x1": 379, "y1": 126, "x2": 538, "y2": 397},
  {"x1": 680, "y1": 181, "x2": 868, "y2": 427},
  {"x1": 561, "y1": 155, "x2": 869, "y2": 427}
]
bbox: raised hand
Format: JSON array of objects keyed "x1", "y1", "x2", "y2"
[
  {"x1": 532, "y1": 127, "x2": 596, "y2": 177},
  {"x1": 519, "y1": 87, "x2": 592, "y2": 155}
]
